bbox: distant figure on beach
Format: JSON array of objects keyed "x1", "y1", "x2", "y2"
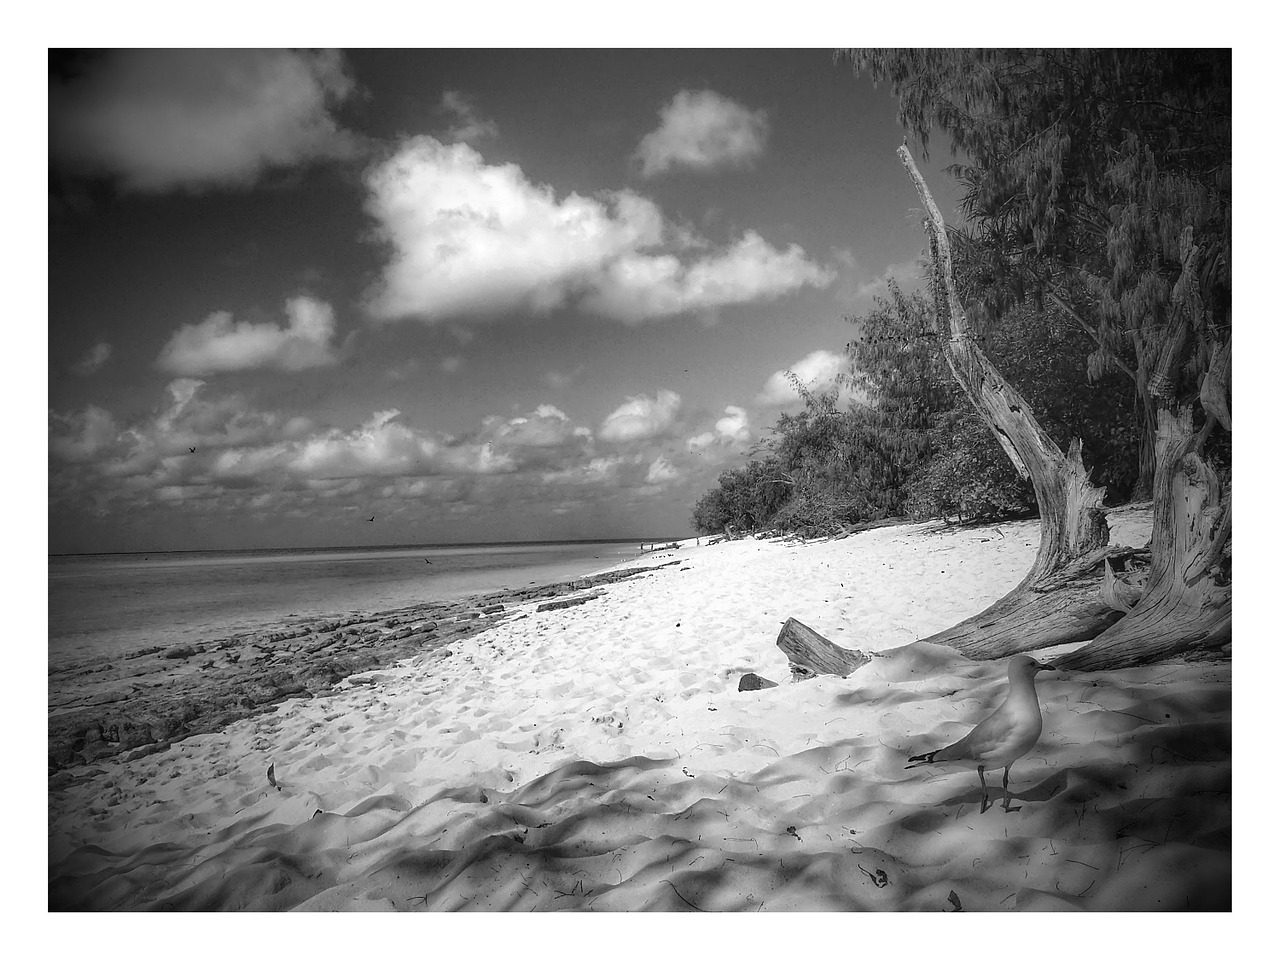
[{"x1": 907, "y1": 654, "x2": 1054, "y2": 813}]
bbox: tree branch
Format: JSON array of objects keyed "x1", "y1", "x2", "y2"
[{"x1": 1045, "y1": 289, "x2": 1139, "y2": 383}]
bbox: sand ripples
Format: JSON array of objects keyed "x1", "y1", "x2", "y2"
[{"x1": 50, "y1": 515, "x2": 1230, "y2": 911}]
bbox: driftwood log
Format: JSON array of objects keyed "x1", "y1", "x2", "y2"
[{"x1": 776, "y1": 618, "x2": 872, "y2": 681}]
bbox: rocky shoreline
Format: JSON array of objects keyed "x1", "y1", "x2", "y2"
[{"x1": 48, "y1": 561, "x2": 678, "y2": 779}]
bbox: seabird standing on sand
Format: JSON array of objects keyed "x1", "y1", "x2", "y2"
[{"x1": 907, "y1": 654, "x2": 1055, "y2": 813}]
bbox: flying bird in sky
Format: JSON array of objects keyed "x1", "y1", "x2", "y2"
[
  {"x1": 365, "y1": 515, "x2": 375, "y2": 522},
  {"x1": 188, "y1": 447, "x2": 196, "y2": 453},
  {"x1": 907, "y1": 655, "x2": 1055, "y2": 813}
]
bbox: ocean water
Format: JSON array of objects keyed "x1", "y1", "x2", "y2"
[{"x1": 48, "y1": 540, "x2": 645, "y2": 669}]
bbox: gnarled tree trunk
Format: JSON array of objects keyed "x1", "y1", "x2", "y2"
[
  {"x1": 895, "y1": 147, "x2": 1118, "y2": 658},
  {"x1": 1134, "y1": 390, "x2": 1159, "y2": 502},
  {"x1": 890, "y1": 148, "x2": 1230, "y2": 670},
  {"x1": 1055, "y1": 406, "x2": 1231, "y2": 669}
]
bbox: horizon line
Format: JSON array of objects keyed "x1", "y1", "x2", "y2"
[{"x1": 48, "y1": 534, "x2": 695, "y2": 560}]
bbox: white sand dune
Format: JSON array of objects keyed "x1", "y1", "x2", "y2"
[{"x1": 48, "y1": 507, "x2": 1230, "y2": 911}]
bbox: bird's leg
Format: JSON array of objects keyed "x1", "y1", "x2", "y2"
[
  {"x1": 1002, "y1": 764, "x2": 1021, "y2": 813},
  {"x1": 977, "y1": 765, "x2": 989, "y2": 814}
]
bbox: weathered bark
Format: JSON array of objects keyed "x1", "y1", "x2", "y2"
[
  {"x1": 924, "y1": 572, "x2": 1125, "y2": 659},
  {"x1": 776, "y1": 618, "x2": 871, "y2": 680},
  {"x1": 1055, "y1": 406, "x2": 1231, "y2": 669},
  {"x1": 1100, "y1": 555, "x2": 1144, "y2": 614},
  {"x1": 1134, "y1": 390, "x2": 1159, "y2": 501},
  {"x1": 782, "y1": 149, "x2": 1230, "y2": 675},
  {"x1": 1200, "y1": 333, "x2": 1232, "y2": 431},
  {"x1": 891, "y1": 147, "x2": 1113, "y2": 657},
  {"x1": 901, "y1": 149, "x2": 1109, "y2": 584}
]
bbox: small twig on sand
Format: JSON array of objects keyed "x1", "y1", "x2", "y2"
[
  {"x1": 1118, "y1": 840, "x2": 1158, "y2": 870},
  {"x1": 662, "y1": 880, "x2": 706, "y2": 911},
  {"x1": 1151, "y1": 744, "x2": 1194, "y2": 765}
]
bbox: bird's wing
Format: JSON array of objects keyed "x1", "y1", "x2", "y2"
[{"x1": 935, "y1": 705, "x2": 1019, "y2": 763}]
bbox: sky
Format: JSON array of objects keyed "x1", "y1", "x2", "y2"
[{"x1": 49, "y1": 47, "x2": 972, "y2": 554}]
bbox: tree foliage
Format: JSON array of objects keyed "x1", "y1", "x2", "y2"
[
  {"x1": 689, "y1": 273, "x2": 1144, "y2": 534},
  {"x1": 691, "y1": 51, "x2": 1229, "y2": 548},
  {"x1": 844, "y1": 49, "x2": 1231, "y2": 416},
  {"x1": 690, "y1": 459, "x2": 789, "y2": 536},
  {"x1": 904, "y1": 406, "x2": 1031, "y2": 523}
]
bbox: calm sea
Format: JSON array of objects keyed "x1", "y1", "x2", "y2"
[{"x1": 48, "y1": 540, "x2": 647, "y2": 669}]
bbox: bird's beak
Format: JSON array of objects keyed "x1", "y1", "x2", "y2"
[{"x1": 1037, "y1": 663, "x2": 1057, "y2": 673}]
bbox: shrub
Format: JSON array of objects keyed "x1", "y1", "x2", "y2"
[{"x1": 904, "y1": 408, "x2": 1033, "y2": 522}]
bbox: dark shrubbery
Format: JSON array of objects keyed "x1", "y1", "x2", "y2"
[
  {"x1": 903, "y1": 407, "x2": 1033, "y2": 523},
  {"x1": 690, "y1": 460, "x2": 790, "y2": 536},
  {"x1": 689, "y1": 280, "x2": 1143, "y2": 538}
]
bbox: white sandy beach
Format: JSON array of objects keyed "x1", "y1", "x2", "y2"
[{"x1": 48, "y1": 505, "x2": 1230, "y2": 911}]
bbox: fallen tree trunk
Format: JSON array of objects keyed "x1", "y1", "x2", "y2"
[
  {"x1": 776, "y1": 618, "x2": 872, "y2": 680},
  {"x1": 923, "y1": 542, "x2": 1153, "y2": 659},
  {"x1": 924, "y1": 572, "x2": 1124, "y2": 659}
]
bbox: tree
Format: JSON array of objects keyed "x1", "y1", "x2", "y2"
[
  {"x1": 690, "y1": 460, "x2": 790, "y2": 536},
  {"x1": 845, "y1": 282, "x2": 958, "y2": 504},
  {"x1": 843, "y1": 49, "x2": 1231, "y2": 668},
  {"x1": 904, "y1": 405, "x2": 1033, "y2": 523},
  {"x1": 844, "y1": 280, "x2": 1134, "y2": 524}
]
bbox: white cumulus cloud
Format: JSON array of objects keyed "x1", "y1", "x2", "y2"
[
  {"x1": 156, "y1": 297, "x2": 339, "y2": 375},
  {"x1": 361, "y1": 136, "x2": 830, "y2": 324},
  {"x1": 757, "y1": 349, "x2": 847, "y2": 406},
  {"x1": 50, "y1": 49, "x2": 360, "y2": 193},
  {"x1": 292, "y1": 409, "x2": 513, "y2": 481},
  {"x1": 645, "y1": 456, "x2": 679, "y2": 484},
  {"x1": 634, "y1": 89, "x2": 768, "y2": 178},
  {"x1": 480, "y1": 404, "x2": 589, "y2": 452},
  {"x1": 363, "y1": 137, "x2": 661, "y2": 321},
  {"x1": 599, "y1": 390, "x2": 681, "y2": 443},
  {"x1": 714, "y1": 406, "x2": 751, "y2": 442},
  {"x1": 686, "y1": 405, "x2": 751, "y2": 455},
  {"x1": 686, "y1": 432, "x2": 715, "y2": 453},
  {"x1": 582, "y1": 232, "x2": 832, "y2": 323}
]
